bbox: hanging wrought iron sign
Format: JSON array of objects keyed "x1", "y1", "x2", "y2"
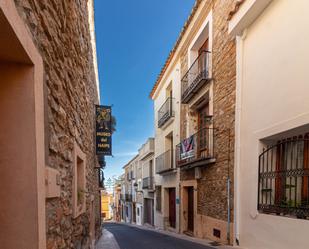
[{"x1": 96, "y1": 105, "x2": 112, "y2": 155}]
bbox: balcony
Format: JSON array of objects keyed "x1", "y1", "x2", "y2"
[
  {"x1": 158, "y1": 97, "x2": 174, "y2": 128},
  {"x1": 176, "y1": 127, "x2": 215, "y2": 169},
  {"x1": 139, "y1": 138, "x2": 155, "y2": 160},
  {"x1": 142, "y1": 177, "x2": 154, "y2": 190},
  {"x1": 181, "y1": 51, "x2": 211, "y2": 104},
  {"x1": 156, "y1": 150, "x2": 175, "y2": 174},
  {"x1": 125, "y1": 194, "x2": 132, "y2": 202}
]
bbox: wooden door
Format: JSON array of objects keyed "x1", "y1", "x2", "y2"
[
  {"x1": 187, "y1": 187, "x2": 194, "y2": 232},
  {"x1": 169, "y1": 188, "x2": 176, "y2": 228},
  {"x1": 144, "y1": 199, "x2": 153, "y2": 225},
  {"x1": 133, "y1": 203, "x2": 136, "y2": 223},
  {"x1": 197, "y1": 104, "x2": 210, "y2": 158}
]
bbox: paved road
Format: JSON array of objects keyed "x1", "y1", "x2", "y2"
[{"x1": 104, "y1": 223, "x2": 215, "y2": 249}]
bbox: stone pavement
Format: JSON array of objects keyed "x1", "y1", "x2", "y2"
[{"x1": 96, "y1": 228, "x2": 120, "y2": 249}]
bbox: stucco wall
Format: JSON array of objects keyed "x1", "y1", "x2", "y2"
[
  {"x1": 153, "y1": 61, "x2": 182, "y2": 232},
  {"x1": 13, "y1": 0, "x2": 101, "y2": 248},
  {"x1": 236, "y1": 0, "x2": 309, "y2": 248}
]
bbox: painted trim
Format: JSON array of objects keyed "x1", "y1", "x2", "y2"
[
  {"x1": 187, "y1": 10, "x2": 213, "y2": 73},
  {"x1": 228, "y1": 0, "x2": 273, "y2": 36},
  {"x1": 0, "y1": 0, "x2": 46, "y2": 248}
]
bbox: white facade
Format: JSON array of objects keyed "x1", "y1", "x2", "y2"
[
  {"x1": 229, "y1": 0, "x2": 309, "y2": 248},
  {"x1": 152, "y1": 60, "x2": 181, "y2": 232}
]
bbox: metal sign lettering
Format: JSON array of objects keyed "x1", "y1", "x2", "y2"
[{"x1": 96, "y1": 105, "x2": 112, "y2": 155}]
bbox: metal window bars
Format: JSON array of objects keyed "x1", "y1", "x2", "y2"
[{"x1": 258, "y1": 136, "x2": 309, "y2": 219}]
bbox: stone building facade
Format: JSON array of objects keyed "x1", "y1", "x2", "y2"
[
  {"x1": 150, "y1": 0, "x2": 236, "y2": 245},
  {"x1": 0, "y1": 0, "x2": 101, "y2": 248},
  {"x1": 178, "y1": 0, "x2": 236, "y2": 244}
]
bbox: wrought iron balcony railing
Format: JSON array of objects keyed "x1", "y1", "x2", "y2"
[
  {"x1": 176, "y1": 126, "x2": 215, "y2": 168},
  {"x1": 258, "y1": 136, "x2": 309, "y2": 219},
  {"x1": 158, "y1": 97, "x2": 174, "y2": 128},
  {"x1": 156, "y1": 150, "x2": 174, "y2": 174},
  {"x1": 181, "y1": 51, "x2": 211, "y2": 103},
  {"x1": 142, "y1": 177, "x2": 154, "y2": 190}
]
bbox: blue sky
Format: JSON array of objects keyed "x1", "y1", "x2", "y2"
[{"x1": 94, "y1": 0, "x2": 195, "y2": 182}]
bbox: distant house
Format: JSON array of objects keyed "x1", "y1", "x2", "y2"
[{"x1": 101, "y1": 191, "x2": 113, "y2": 220}]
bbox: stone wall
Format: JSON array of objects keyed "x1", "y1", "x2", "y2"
[
  {"x1": 14, "y1": 0, "x2": 101, "y2": 248},
  {"x1": 179, "y1": 0, "x2": 236, "y2": 225}
]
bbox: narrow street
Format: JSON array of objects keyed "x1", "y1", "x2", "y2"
[{"x1": 97, "y1": 223, "x2": 217, "y2": 249}]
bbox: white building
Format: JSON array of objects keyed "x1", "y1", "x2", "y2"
[
  {"x1": 150, "y1": 58, "x2": 181, "y2": 232},
  {"x1": 229, "y1": 0, "x2": 309, "y2": 248}
]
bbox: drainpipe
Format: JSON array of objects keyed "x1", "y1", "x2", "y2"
[
  {"x1": 227, "y1": 128, "x2": 231, "y2": 245},
  {"x1": 227, "y1": 177, "x2": 231, "y2": 245},
  {"x1": 233, "y1": 30, "x2": 247, "y2": 246}
]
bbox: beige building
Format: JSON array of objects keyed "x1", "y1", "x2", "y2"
[
  {"x1": 229, "y1": 0, "x2": 309, "y2": 248},
  {"x1": 122, "y1": 155, "x2": 139, "y2": 224},
  {"x1": 112, "y1": 178, "x2": 122, "y2": 222},
  {"x1": 101, "y1": 191, "x2": 113, "y2": 220},
  {"x1": 150, "y1": 0, "x2": 237, "y2": 244},
  {"x1": 140, "y1": 138, "x2": 155, "y2": 226},
  {"x1": 0, "y1": 1, "x2": 102, "y2": 249}
]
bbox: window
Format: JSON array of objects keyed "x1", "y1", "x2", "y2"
[
  {"x1": 138, "y1": 180, "x2": 142, "y2": 191},
  {"x1": 156, "y1": 186, "x2": 162, "y2": 212},
  {"x1": 73, "y1": 142, "x2": 86, "y2": 218},
  {"x1": 258, "y1": 134, "x2": 309, "y2": 219}
]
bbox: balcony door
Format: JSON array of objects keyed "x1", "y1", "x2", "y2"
[
  {"x1": 165, "y1": 132, "x2": 173, "y2": 169},
  {"x1": 198, "y1": 39, "x2": 209, "y2": 74},
  {"x1": 197, "y1": 104, "x2": 210, "y2": 158}
]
